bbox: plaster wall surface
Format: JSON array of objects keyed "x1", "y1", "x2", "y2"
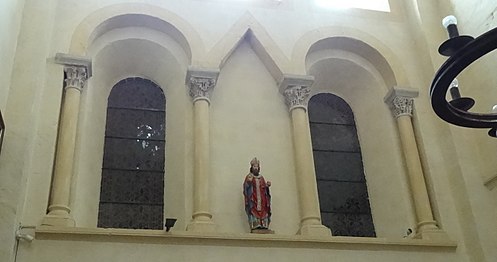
[
  {"x1": 210, "y1": 40, "x2": 299, "y2": 234},
  {"x1": 15, "y1": 237, "x2": 461, "y2": 262},
  {"x1": 1, "y1": 0, "x2": 497, "y2": 261},
  {"x1": 0, "y1": 0, "x2": 25, "y2": 111},
  {"x1": 49, "y1": 0, "x2": 412, "y2": 76},
  {"x1": 0, "y1": 1, "x2": 53, "y2": 262}
]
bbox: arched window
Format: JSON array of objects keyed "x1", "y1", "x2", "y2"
[
  {"x1": 98, "y1": 77, "x2": 166, "y2": 229},
  {"x1": 308, "y1": 93, "x2": 375, "y2": 237}
]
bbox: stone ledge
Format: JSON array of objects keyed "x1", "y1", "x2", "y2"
[{"x1": 35, "y1": 226, "x2": 457, "y2": 252}]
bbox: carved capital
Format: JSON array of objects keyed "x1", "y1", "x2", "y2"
[
  {"x1": 186, "y1": 67, "x2": 220, "y2": 103},
  {"x1": 55, "y1": 53, "x2": 92, "y2": 92},
  {"x1": 64, "y1": 66, "x2": 88, "y2": 91},
  {"x1": 389, "y1": 96, "x2": 414, "y2": 118},
  {"x1": 283, "y1": 85, "x2": 311, "y2": 110},
  {"x1": 384, "y1": 87, "x2": 419, "y2": 118},
  {"x1": 188, "y1": 77, "x2": 216, "y2": 102},
  {"x1": 279, "y1": 75, "x2": 314, "y2": 111}
]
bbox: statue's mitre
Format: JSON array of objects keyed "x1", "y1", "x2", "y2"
[{"x1": 250, "y1": 157, "x2": 260, "y2": 166}]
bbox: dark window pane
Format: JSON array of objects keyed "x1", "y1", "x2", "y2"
[
  {"x1": 309, "y1": 93, "x2": 375, "y2": 237},
  {"x1": 102, "y1": 138, "x2": 165, "y2": 171},
  {"x1": 100, "y1": 170, "x2": 164, "y2": 204},
  {"x1": 317, "y1": 181, "x2": 372, "y2": 214},
  {"x1": 313, "y1": 151, "x2": 365, "y2": 182},
  {"x1": 321, "y1": 213, "x2": 376, "y2": 237},
  {"x1": 308, "y1": 93, "x2": 355, "y2": 125},
  {"x1": 99, "y1": 77, "x2": 165, "y2": 230},
  {"x1": 105, "y1": 108, "x2": 165, "y2": 139},
  {"x1": 310, "y1": 123, "x2": 360, "y2": 152},
  {"x1": 108, "y1": 78, "x2": 165, "y2": 110},
  {"x1": 98, "y1": 203, "x2": 163, "y2": 229}
]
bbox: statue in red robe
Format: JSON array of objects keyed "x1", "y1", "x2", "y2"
[{"x1": 243, "y1": 157, "x2": 271, "y2": 232}]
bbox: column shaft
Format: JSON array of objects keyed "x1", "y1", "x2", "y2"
[
  {"x1": 291, "y1": 108, "x2": 321, "y2": 224},
  {"x1": 192, "y1": 99, "x2": 211, "y2": 220},
  {"x1": 396, "y1": 115, "x2": 437, "y2": 231},
  {"x1": 42, "y1": 62, "x2": 89, "y2": 227},
  {"x1": 50, "y1": 87, "x2": 81, "y2": 211},
  {"x1": 280, "y1": 77, "x2": 331, "y2": 236},
  {"x1": 384, "y1": 87, "x2": 448, "y2": 240},
  {"x1": 185, "y1": 68, "x2": 218, "y2": 232}
]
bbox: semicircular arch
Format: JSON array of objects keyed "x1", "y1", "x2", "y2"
[
  {"x1": 293, "y1": 26, "x2": 408, "y2": 88},
  {"x1": 69, "y1": 3, "x2": 204, "y2": 63}
]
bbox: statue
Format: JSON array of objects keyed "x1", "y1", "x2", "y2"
[{"x1": 243, "y1": 157, "x2": 272, "y2": 233}]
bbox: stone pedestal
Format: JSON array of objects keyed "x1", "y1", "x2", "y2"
[{"x1": 251, "y1": 229, "x2": 275, "y2": 234}]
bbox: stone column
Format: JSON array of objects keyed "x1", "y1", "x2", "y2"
[
  {"x1": 280, "y1": 75, "x2": 331, "y2": 236},
  {"x1": 185, "y1": 68, "x2": 219, "y2": 232},
  {"x1": 42, "y1": 54, "x2": 91, "y2": 226},
  {"x1": 384, "y1": 87, "x2": 447, "y2": 240}
]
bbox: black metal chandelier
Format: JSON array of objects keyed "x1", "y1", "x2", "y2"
[{"x1": 430, "y1": 15, "x2": 497, "y2": 137}]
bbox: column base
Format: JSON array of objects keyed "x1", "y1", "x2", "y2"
[
  {"x1": 186, "y1": 219, "x2": 216, "y2": 233},
  {"x1": 297, "y1": 224, "x2": 332, "y2": 236},
  {"x1": 413, "y1": 221, "x2": 450, "y2": 241},
  {"x1": 415, "y1": 229, "x2": 450, "y2": 241},
  {"x1": 41, "y1": 213, "x2": 75, "y2": 227}
]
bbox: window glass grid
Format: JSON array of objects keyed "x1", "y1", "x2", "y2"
[
  {"x1": 309, "y1": 93, "x2": 375, "y2": 237},
  {"x1": 98, "y1": 77, "x2": 166, "y2": 230}
]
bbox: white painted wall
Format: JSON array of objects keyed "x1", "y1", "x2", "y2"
[
  {"x1": 0, "y1": 0, "x2": 25, "y2": 111},
  {"x1": 1, "y1": 0, "x2": 496, "y2": 261},
  {"x1": 15, "y1": 236, "x2": 462, "y2": 262},
  {"x1": 211, "y1": 40, "x2": 299, "y2": 234}
]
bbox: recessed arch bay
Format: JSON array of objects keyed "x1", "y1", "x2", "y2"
[
  {"x1": 307, "y1": 56, "x2": 413, "y2": 238},
  {"x1": 72, "y1": 38, "x2": 190, "y2": 228}
]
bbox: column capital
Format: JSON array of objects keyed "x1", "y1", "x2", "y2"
[
  {"x1": 384, "y1": 86, "x2": 419, "y2": 118},
  {"x1": 279, "y1": 75, "x2": 314, "y2": 111},
  {"x1": 64, "y1": 66, "x2": 89, "y2": 91},
  {"x1": 186, "y1": 67, "x2": 220, "y2": 103},
  {"x1": 55, "y1": 53, "x2": 92, "y2": 91}
]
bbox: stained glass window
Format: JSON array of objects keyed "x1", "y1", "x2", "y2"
[
  {"x1": 98, "y1": 77, "x2": 165, "y2": 230},
  {"x1": 309, "y1": 93, "x2": 375, "y2": 237}
]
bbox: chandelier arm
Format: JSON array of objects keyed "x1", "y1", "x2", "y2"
[{"x1": 430, "y1": 27, "x2": 497, "y2": 128}]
